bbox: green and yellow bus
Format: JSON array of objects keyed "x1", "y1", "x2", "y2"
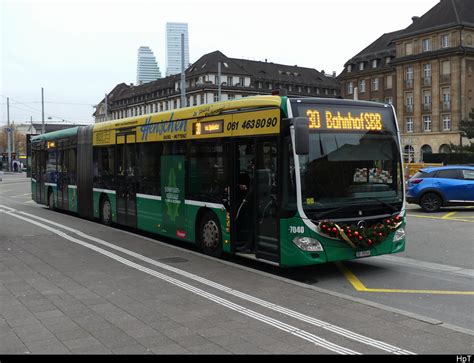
[{"x1": 31, "y1": 95, "x2": 406, "y2": 267}]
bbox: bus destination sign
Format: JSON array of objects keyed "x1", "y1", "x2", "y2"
[
  {"x1": 193, "y1": 120, "x2": 224, "y2": 135},
  {"x1": 306, "y1": 109, "x2": 383, "y2": 131}
]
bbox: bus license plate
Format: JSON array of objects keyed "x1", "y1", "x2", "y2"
[{"x1": 356, "y1": 250, "x2": 371, "y2": 258}]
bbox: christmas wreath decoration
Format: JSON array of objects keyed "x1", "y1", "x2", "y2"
[{"x1": 317, "y1": 216, "x2": 403, "y2": 249}]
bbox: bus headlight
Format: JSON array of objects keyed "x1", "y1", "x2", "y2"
[
  {"x1": 393, "y1": 228, "x2": 406, "y2": 242},
  {"x1": 292, "y1": 237, "x2": 324, "y2": 252}
]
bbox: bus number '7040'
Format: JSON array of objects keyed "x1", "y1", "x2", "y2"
[{"x1": 289, "y1": 226, "x2": 305, "y2": 234}]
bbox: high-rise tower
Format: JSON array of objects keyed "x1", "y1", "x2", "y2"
[
  {"x1": 166, "y1": 22, "x2": 190, "y2": 76},
  {"x1": 137, "y1": 46, "x2": 161, "y2": 85}
]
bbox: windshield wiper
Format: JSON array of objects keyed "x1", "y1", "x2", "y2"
[
  {"x1": 359, "y1": 197, "x2": 398, "y2": 212},
  {"x1": 312, "y1": 206, "x2": 353, "y2": 221}
]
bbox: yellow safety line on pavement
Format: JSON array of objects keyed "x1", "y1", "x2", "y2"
[
  {"x1": 336, "y1": 262, "x2": 474, "y2": 295},
  {"x1": 442, "y1": 211, "x2": 457, "y2": 219},
  {"x1": 407, "y1": 213, "x2": 474, "y2": 223}
]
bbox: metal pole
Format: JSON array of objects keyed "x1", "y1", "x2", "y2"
[
  {"x1": 7, "y1": 97, "x2": 11, "y2": 172},
  {"x1": 218, "y1": 62, "x2": 221, "y2": 102},
  {"x1": 41, "y1": 87, "x2": 45, "y2": 134},
  {"x1": 104, "y1": 93, "x2": 108, "y2": 121},
  {"x1": 12, "y1": 122, "x2": 15, "y2": 154},
  {"x1": 180, "y1": 33, "x2": 186, "y2": 108}
]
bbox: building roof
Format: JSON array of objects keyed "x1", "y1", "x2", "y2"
[
  {"x1": 98, "y1": 50, "x2": 338, "y2": 108},
  {"x1": 349, "y1": 30, "x2": 405, "y2": 63},
  {"x1": 395, "y1": 0, "x2": 474, "y2": 39},
  {"x1": 340, "y1": 29, "x2": 404, "y2": 72}
]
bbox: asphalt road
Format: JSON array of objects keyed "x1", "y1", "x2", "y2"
[{"x1": 0, "y1": 173, "x2": 473, "y2": 354}]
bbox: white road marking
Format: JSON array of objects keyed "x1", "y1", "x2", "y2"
[
  {"x1": 4, "y1": 208, "x2": 358, "y2": 355},
  {"x1": 1, "y1": 204, "x2": 415, "y2": 355}
]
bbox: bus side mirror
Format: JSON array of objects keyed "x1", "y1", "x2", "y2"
[{"x1": 294, "y1": 117, "x2": 309, "y2": 155}]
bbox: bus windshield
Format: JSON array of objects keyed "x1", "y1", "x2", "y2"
[{"x1": 293, "y1": 101, "x2": 403, "y2": 218}]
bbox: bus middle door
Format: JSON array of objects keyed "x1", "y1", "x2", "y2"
[{"x1": 116, "y1": 131, "x2": 137, "y2": 228}]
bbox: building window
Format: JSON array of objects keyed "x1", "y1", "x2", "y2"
[
  {"x1": 372, "y1": 78, "x2": 379, "y2": 91},
  {"x1": 227, "y1": 76, "x2": 233, "y2": 86},
  {"x1": 386, "y1": 57, "x2": 391, "y2": 65},
  {"x1": 441, "y1": 34, "x2": 449, "y2": 48},
  {"x1": 441, "y1": 61, "x2": 451, "y2": 82},
  {"x1": 257, "y1": 81, "x2": 262, "y2": 88},
  {"x1": 359, "y1": 62, "x2": 364, "y2": 71},
  {"x1": 442, "y1": 88, "x2": 451, "y2": 110},
  {"x1": 359, "y1": 80, "x2": 366, "y2": 93},
  {"x1": 200, "y1": 94, "x2": 205, "y2": 104},
  {"x1": 423, "y1": 91, "x2": 432, "y2": 111},
  {"x1": 385, "y1": 75, "x2": 392, "y2": 89},
  {"x1": 422, "y1": 38, "x2": 431, "y2": 52},
  {"x1": 423, "y1": 63, "x2": 431, "y2": 86},
  {"x1": 239, "y1": 77, "x2": 245, "y2": 86},
  {"x1": 347, "y1": 64, "x2": 352, "y2": 73},
  {"x1": 347, "y1": 82, "x2": 353, "y2": 95},
  {"x1": 406, "y1": 93, "x2": 414, "y2": 113},
  {"x1": 405, "y1": 66, "x2": 414, "y2": 87},
  {"x1": 439, "y1": 144, "x2": 451, "y2": 153},
  {"x1": 406, "y1": 117, "x2": 413, "y2": 132},
  {"x1": 442, "y1": 115, "x2": 451, "y2": 130},
  {"x1": 214, "y1": 93, "x2": 219, "y2": 102},
  {"x1": 405, "y1": 42, "x2": 413, "y2": 55},
  {"x1": 421, "y1": 145, "x2": 432, "y2": 159},
  {"x1": 423, "y1": 115, "x2": 432, "y2": 131},
  {"x1": 423, "y1": 63, "x2": 431, "y2": 78},
  {"x1": 372, "y1": 59, "x2": 378, "y2": 68},
  {"x1": 404, "y1": 145, "x2": 415, "y2": 163}
]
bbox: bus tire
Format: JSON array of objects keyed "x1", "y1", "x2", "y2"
[
  {"x1": 48, "y1": 189, "x2": 55, "y2": 210},
  {"x1": 198, "y1": 211, "x2": 223, "y2": 258},
  {"x1": 420, "y1": 192, "x2": 442, "y2": 213},
  {"x1": 100, "y1": 196, "x2": 112, "y2": 225}
]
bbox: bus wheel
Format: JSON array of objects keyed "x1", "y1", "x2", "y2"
[
  {"x1": 48, "y1": 190, "x2": 55, "y2": 210},
  {"x1": 420, "y1": 192, "x2": 442, "y2": 213},
  {"x1": 199, "y1": 211, "x2": 223, "y2": 258},
  {"x1": 100, "y1": 197, "x2": 112, "y2": 225}
]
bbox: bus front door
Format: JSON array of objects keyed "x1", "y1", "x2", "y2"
[
  {"x1": 115, "y1": 132, "x2": 137, "y2": 228},
  {"x1": 232, "y1": 138, "x2": 279, "y2": 263},
  {"x1": 254, "y1": 139, "x2": 279, "y2": 263}
]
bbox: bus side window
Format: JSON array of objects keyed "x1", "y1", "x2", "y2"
[{"x1": 138, "y1": 142, "x2": 162, "y2": 196}]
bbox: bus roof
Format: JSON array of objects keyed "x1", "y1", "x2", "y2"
[
  {"x1": 92, "y1": 95, "x2": 284, "y2": 133},
  {"x1": 31, "y1": 126, "x2": 80, "y2": 143}
]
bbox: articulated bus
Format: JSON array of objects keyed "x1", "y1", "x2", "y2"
[{"x1": 31, "y1": 96, "x2": 406, "y2": 267}]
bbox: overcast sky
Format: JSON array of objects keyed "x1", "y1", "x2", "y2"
[{"x1": 1, "y1": 0, "x2": 438, "y2": 125}]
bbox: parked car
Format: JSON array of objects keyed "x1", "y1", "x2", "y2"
[{"x1": 406, "y1": 165, "x2": 474, "y2": 212}]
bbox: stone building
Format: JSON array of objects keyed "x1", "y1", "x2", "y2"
[
  {"x1": 94, "y1": 50, "x2": 340, "y2": 123},
  {"x1": 339, "y1": 0, "x2": 474, "y2": 162}
]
